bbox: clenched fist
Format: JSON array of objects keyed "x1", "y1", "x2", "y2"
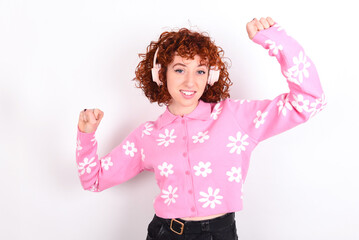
[
  {"x1": 246, "y1": 17, "x2": 275, "y2": 40},
  {"x1": 78, "y1": 108, "x2": 104, "y2": 133}
]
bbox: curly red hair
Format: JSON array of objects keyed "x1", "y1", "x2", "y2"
[{"x1": 133, "y1": 28, "x2": 232, "y2": 106}]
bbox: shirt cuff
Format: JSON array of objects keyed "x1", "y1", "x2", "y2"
[{"x1": 77, "y1": 126, "x2": 96, "y2": 144}]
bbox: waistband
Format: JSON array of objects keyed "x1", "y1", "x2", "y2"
[{"x1": 154, "y1": 213, "x2": 235, "y2": 235}]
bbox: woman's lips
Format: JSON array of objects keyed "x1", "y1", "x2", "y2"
[{"x1": 180, "y1": 90, "x2": 196, "y2": 99}]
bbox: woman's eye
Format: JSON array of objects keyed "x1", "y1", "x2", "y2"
[
  {"x1": 175, "y1": 69, "x2": 184, "y2": 73},
  {"x1": 198, "y1": 70, "x2": 206, "y2": 75}
]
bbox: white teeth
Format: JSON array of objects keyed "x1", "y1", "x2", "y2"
[{"x1": 181, "y1": 90, "x2": 195, "y2": 96}]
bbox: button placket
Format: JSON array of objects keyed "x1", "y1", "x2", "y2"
[{"x1": 182, "y1": 118, "x2": 198, "y2": 216}]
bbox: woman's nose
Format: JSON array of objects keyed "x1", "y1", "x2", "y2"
[{"x1": 184, "y1": 73, "x2": 195, "y2": 87}]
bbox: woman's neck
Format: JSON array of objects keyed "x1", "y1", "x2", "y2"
[{"x1": 168, "y1": 101, "x2": 199, "y2": 117}]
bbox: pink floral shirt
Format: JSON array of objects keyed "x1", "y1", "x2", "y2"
[{"x1": 76, "y1": 24, "x2": 326, "y2": 219}]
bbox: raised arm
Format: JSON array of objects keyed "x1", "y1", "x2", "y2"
[
  {"x1": 227, "y1": 17, "x2": 326, "y2": 142},
  {"x1": 76, "y1": 109, "x2": 144, "y2": 192}
]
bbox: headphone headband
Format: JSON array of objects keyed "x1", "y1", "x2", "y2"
[{"x1": 153, "y1": 48, "x2": 159, "y2": 68}]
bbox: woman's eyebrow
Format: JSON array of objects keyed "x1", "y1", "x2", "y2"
[
  {"x1": 172, "y1": 63, "x2": 187, "y2": 68},
  {"x1": 172, "y1": 63, "x2": 208, "y2": 68}
]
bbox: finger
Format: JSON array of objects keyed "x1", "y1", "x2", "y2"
[
  {"x1": 266, "y1": 17, "x2": 275, "y2": 26},
  {"x1": 81, "y1": 111, "x2": 88, "y2": 122},
  {"x1": 94, "y1": 109, "x2": 104, "y2": 121},
  {"x1": 246, "y1": 18, "x2": 258, "y2": 39},
  {"x1": 98, "y1": 110, "x2": 104, "y2": 122},
  {"x1": 79, "y1": 111, "x2": 85, "y2": 123},
  {"x1": 260, "y1": 17, "x2": 270, "y2": 29},
  {"x1": 246, "y1": 18, "x2": 255, "y2": 30},
  {"x1": 78, "y1": 112, "x2": 86, "y2": 132},
  {"x1": 80, "y1": 109, "x2": 90, "y2": 122},
  {"x1": 248, "y1": 18, "x2": 259, "y2": 26},
  {"x1": 94, "y1": 109, "x2": 98, "y2": 120},
  {"x1": 85, "y1": 109, "x2": 97, "y2": 124},
  {"x1": 255, "y1": 20, "x2": 264, "y2": 31}
]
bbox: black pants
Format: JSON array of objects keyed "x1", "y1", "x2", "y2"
[{"x1": 146, "y1": 213, "x2": 238, "y2": 240}]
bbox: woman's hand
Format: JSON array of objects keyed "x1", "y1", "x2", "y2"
[
  {"x1": 246, "y1": 17, "x2": 275, "y2": 40},
  {"x1": 78, "y1": 108, "x2": 104, "y2": 133}
]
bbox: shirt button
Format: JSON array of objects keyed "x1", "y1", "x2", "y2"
[
  {"x1": 183, "y1": 152, "x2": 187, "y2": 157},
  {"x1": 181, "y1": 119, "x2": 185, "y2": 124},
  {"x1": 188, "y1": 190, "x2": 193, "y2": 194},
  {"x1": 185, "y1": 171, "x2": 190, "y2": 175},
  {"x1": 183, "y1": 136, "x2": 186, "y2": 141},
  {"x1": 191, "y1": 207, "x2": 196, "y2": 212}
]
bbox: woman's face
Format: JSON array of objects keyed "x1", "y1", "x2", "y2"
[{"x1": 166, "y1": 54, "x2": 208, "y2": 116}]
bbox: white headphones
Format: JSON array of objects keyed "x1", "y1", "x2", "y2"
[{"x1": 151, "y1": 48, "x2": 220, "y2": 86}]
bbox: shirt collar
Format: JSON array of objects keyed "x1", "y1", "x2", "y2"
[{"x1": 156, "y1": 100, "x2": 212, "y2": 129}]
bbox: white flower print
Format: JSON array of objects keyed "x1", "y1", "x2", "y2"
[
  {"x1": 192, "y1": 131, "x2": 210, "y2": 144},
  {"x1": 157, "y1": 129, "x2": 177, "y2": 147},
  {"x1": 90, "y1": 179, "x2": 99, "y2": 192},
  {"x1": 161, "y1": 185, "x2": 178, "y2": 206},
  {"x1": 158, "y1": 162, "x2": 174, "y2": 177},
  {"x1": 198, "y1": 187, "x2": 223, "y2": 209},
  {"x1": 142, "y1": 122, "x2": 154, "y2": 138},
  {"x1": 239, "y1": 99, "x2": 251, "y2": 104},
  {"x1": 291, "y1": 94, "x2": 309, "y2": 113},
  {"x1": 289, "y1": 51, "x2": 311, "y2": 84},
  {"x1": 227, "y1": 131, "x2": 249, "y2": 155},
  {"x1": 265, "y1": 39, "x2": 283, "y2": 55},
  {"x1": 100, "y1": 157, "x2": 113, "y2": 170},
  {"x1": 193, "y1": 161, "x2": 212, "y2": 177},
  {"x1": 284, "y1": 69, "x2": 300, "y2": 85},
  {"x1": 78, "y1": 157, "x2": 97, "y2": 175},
  {"x1": 277, "y1": 95, "x2": 293, "y2": 116},
  {"x1": 253, "y1": 110, "x2": 268, "y2": 128},
  {"x1": 210, "y1": 103, "x2": 222, "y2": 120},
  {"x1": 141, "y1": 148, "x2": 145, "y2": 161},
  {"x1": 308, "y1": 94, "x2": 327, "y2": 118},
  {"x1": 76, "y1": 138, "x2": 82, "y2": 156},
  {"x1": 273, "y1": 23, "x2": 284, "y2": 31},
  {"x1": 226, "y1": 167, "x2": 242, "y2": 183},
  {"x1": 122, "y1": 141, "x2": 137, "y2": 157},
  {"x1": 91, "y1": 136, "x2": 97, "y2": 146}
]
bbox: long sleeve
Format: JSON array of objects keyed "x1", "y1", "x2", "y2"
[
  {"x1": 75, "y1": 124, "x2": 144, "y2": 192},
  {"x1": 227, "y1": 23, "x2": 326, "y2": 142}
]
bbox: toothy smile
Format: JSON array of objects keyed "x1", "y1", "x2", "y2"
[{"x1": 180, "y1": 90, "x2": 196, "y2": 96}]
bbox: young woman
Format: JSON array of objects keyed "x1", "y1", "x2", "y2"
[{"x1": 76, "y1": 17, "x2": 325, "y2": 239}]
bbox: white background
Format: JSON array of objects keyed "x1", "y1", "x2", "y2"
[{"x1": 1, "y1": 0, "x2": 358, "y2": 239}]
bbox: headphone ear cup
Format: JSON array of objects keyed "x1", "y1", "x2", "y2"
[
  {"x1": 151, "y1": 64, "x2": 162, "y2": 86},
  {"x1": 151, "y1": 48, "x2": 162, "y2": 86},
  {"x1": 208, "y1": 69, "x2": 220, "y2": 86}
]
